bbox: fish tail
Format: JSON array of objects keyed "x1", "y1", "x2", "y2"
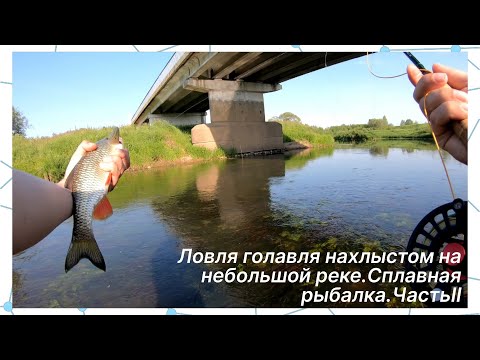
[{"x1": 65, "y1": 233, "x2": 106, "y2": 273}]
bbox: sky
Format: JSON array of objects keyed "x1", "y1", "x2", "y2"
[{"x1": 13, "y1": 51, "x2": 467, "y2": 138}]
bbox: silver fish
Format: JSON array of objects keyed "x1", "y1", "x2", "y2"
[{"x1": 64, "y1": 127, "x2": 121, "y2": 272}]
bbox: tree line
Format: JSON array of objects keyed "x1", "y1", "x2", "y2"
[
  {"x1": 268, "y1": 112, "x2": 428, "y2": 143},
  {"x1": 13, "y1": 106, "x2": 29, "y2": 136}
]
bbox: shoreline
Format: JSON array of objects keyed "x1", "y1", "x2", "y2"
[
  {"x1": 128, "y1": 141, "x2": 325, "y2": 172},
  {"x1": 128, "y1": 155, "x2": 227, "y2": 172}
]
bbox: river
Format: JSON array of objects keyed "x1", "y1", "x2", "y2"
[{"x1": 13, "y1": 141, "x2": 467, "y2": 308}]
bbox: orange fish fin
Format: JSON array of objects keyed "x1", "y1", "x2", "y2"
[{"x1": 93, "y1": 196, "x2": 113, "y2": 220}]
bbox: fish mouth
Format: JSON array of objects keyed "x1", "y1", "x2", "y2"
[{"x1": 109, "y1": 127, "x2": 120, "y2": 143}]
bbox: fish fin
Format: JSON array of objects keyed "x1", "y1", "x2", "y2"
[
  {"x1": 65, "y1": 236, "x2": 106, "y2": 273},
  {"x1": 93, "y1": 196, "x2": 113, "y2": 220}
]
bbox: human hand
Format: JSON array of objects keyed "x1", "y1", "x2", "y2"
[
  {"x1": 407, "y1": 63, "x2": 468, "y2": 165},
  {"x1": 57, "y1": 138, "x2": 131, "y2": 191}
]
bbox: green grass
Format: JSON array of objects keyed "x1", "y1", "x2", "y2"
[
  {"x1": 14, "y1": 120, "x2": 338, "y2": 182},
  {"x1": 277, "y1": 120, "x2": 335, "y2": 146},
  {"x1": 326, "y1": 123, "x2": 433, "y2": 143},
  {"x1": 370, "y1": 123, "x2": 432, "y2": 139},
  {"x1": 15, "y1": 120, "x2": 425, "y2": 183},
  {"x1": 13, "y1": 121, "x2": 228, "y2": 182}
]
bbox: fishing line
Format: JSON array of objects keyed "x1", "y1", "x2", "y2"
[
  {"x1": 366, "y1": 51, "x2": 407, "y2": 78},
  {"x1": 368, "y1": 52, "x2": 467, "y2": 304},
  {"x1": 423, "y1": 92, "x2": 457, "y2": 200},
  {"x1": 173, "y1": 96, "x2": 209, "y2": 120},
  {"x1": 366, "y1": 51, "x2": 457, "y2": 200}
]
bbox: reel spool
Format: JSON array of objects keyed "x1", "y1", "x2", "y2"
[{"x1": 406, "y1": 198, "x2": 467, "y2": 307}]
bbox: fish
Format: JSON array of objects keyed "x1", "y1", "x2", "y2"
[{"x1": 64, "y1": 127, "x2": 121, "y2": 273}]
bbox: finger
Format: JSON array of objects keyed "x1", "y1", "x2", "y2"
[
  {"x1": 99, "y1": 158, "x2": 119, "y2": 172},
  {"x1": 80, "y1": 140, "x2": 98, "y2": 153},
  {"x1": 100, "y1": 156, "x2": 124, "y2": 176},
  {"x1": 109, "y1": 149, "x2": 130, "y2": 170},
  {"x1": 99, "y1": 149, "x2": 130, "y2": 192},
  {"x1": 433, "y1": 63, "x2": 468, "y2": 91},
  {"x1": 64, "y1": 140, "x2": 97, "y2": 181},
  {"x1": 111, "y1": 173, "x2": 120, "y2": 189},
  {"x1": 119, "y1": 156, "x2": 128, "y2": 172},
  {"x1": 112, "y1": 148, "x2": 127, "y2": 160},
  {"x1": 420, "y1": 86, "x2": 468, "y2": 116},
  {"x1": 413, "y1": 72, "x2": 448, "y2": 103},
  {"x1": 71, "y1": 141, "x2": 95, "y2": 159},
  {"x1": 442, "y1": 132, "x2": 468, "y2": 165},
  {"x1": 100, "y1": 161, "x2": 119, "y2": 173},
  {"x1": 120, "y1": 149, "x2": 130, "y2": 170},
  {"x1": 105, "y1": 150, "x2": 129, "y2": 171},
  {"x1": 428, "y1": 100, "x2": 468, "y2": 130},
  {"x1": 99, "y1": 162, "x2": 122, "y2": 191},
  {"x1": 99, "y1": 161, "x2": 114, "y2": 172},
  {"x1": 407, "y1": 64, "x2": 423, "y2": 86}
]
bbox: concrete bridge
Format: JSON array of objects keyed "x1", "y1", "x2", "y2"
[{"x1": 131, "y1": 52, "x2": 364, "y2": 153}]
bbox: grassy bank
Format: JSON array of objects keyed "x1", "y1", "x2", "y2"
[
  {"x1": 13, "y1": 122, "x2": 227, "y2": 182},
  {"x1": 14, "y1": 120, "x2": 337, "y2": 182},
  {"x1": 326, "y1": 123, "x2": 433, "y2": 143},
  {"x1": 276, "y1": 120, "x2": 335, "y2": 146},
  {"x1": 15, "y1": 120, "x2": 427, "y2": 182}
]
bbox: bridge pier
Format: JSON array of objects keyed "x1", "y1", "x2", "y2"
[{"x1": 184, "y1": 78, "x2": 283, "y2": 153}]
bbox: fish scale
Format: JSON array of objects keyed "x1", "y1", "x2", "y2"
[{"x1": 64, "y1": 127, "x2": 120, "y2": 272}]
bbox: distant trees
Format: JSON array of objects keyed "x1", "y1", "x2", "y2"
[
  {"x1": 269, "y1": 112, "x2": 302, "y2": 123},
  {"x1": 367, "y1": 115, "x2": 389, "y2": 128},
  {"x1": 326, "y1": 124, "x2": 373, "y2": 143},
  {"x1": 13, "y1": 106, "x2": 29, "y2": 136},
  {"x1": 400, "y1": 119, "x2": 417, "y2": 126}
]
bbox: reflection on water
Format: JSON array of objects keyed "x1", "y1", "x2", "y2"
[{"x1": 13, "y1": 143, "x2": 467, "y2": 308}]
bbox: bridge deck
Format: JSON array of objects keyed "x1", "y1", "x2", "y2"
[{"x1": 132, "y1": 52, "x2": 365, "y2": 125}]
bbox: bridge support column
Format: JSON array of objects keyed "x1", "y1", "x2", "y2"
[{"x1": 184, "y1": 78, "x2": 283, "y2": 153}]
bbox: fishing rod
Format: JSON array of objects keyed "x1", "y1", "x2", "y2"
[
  {"x1": 403, "y1": 51, "x2": 467, "y2": 307},
  {"x1": 404, "y1": 51, "x2": 427, "y2": 72}
]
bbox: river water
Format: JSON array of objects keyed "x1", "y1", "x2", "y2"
[{"x1": 13, "y1": 142, "x2": 467, "y2": 308}]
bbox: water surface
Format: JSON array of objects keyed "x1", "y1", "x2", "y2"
[{"x1": 13, "y1": 142, "x2": 467, "y2": 307}]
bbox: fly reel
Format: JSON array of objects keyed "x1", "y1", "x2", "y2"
[{"x1": 406, "y1": 198, "x2": 467, "y2": 307}]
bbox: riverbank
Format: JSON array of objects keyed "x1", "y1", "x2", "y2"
[
  {"x1": 13, "y1": 121, "x2": 433, "y2": 182},
  {"x1": 13, "y1": 122, "x2": 224, "y2": 182},
  {"x1": 13, "y1": 120, "x2": 335, "y2": 182},
  {"x1": 326, "y1": 123, "x2": 433, "y2": 143}
]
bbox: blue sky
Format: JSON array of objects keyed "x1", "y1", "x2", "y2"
[{"x1": 13, "y1": 51, "x2": 467, "y2": 138}]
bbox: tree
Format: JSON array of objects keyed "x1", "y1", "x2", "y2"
[
  {"x1": 404, "y1": 119, "x2": 414, "y2": 125},
  {"x1": 278, "y1": 112, "x2": 302, "y2": 123},
  {"x1": 367, "y1": 116, "x2": 388, "y2": 128},
  {"x1": 400, "y1": 120, "x2": 406, "y2": 126},
  {"x1": 13, "y1": 106, "x2": 29, "y2": 136}
]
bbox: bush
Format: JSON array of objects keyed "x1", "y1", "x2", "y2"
[{"x1": 277, "y1": 120, "x2": 334, "y2": 146}]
